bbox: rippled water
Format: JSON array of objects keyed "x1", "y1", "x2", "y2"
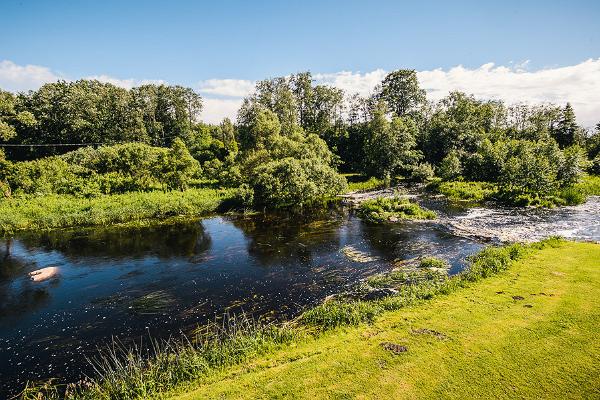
[{"x1": 0, "y1": 198, "x2": 598, "y2": 396}]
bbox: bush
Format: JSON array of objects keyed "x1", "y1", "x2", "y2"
[
  {"x1": 419, "y1": 257, "x2": 450, "y2": 269},
  {"x1": 252, "y1": 157, "x2": 347, "y2": 207},
  {"x1": 432, "y1": 181, "x2": 498, "y2": 202},
  {"x1": 437, "y1": 151, "x2": 463, "y2": 180},
  {"x1": 409, "y1": 163, "x2": 435, "y2": 182}
]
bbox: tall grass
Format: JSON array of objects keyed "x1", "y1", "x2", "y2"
[
  {"x1": 343, "y1": 175, "x2": 386, "y2": 193},
  {"x1": 17, "y1": 314, "x2": 297, "y2": 400},
  {"x1": 0, "y1": 188, "x2": 239, "y2": 234}
]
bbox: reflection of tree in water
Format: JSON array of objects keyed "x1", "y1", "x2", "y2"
[
  {"x1": 0, "y1": 240, "x2": 51, "y2": 319},
  {"x1": 230, "y1": 206, "x2": 347, "y2": 266},
  {"x1": 16, "y1": 221, "x2": 212, "y2": 261}
]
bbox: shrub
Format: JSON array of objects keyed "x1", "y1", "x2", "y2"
[
  {"x1": 437, "y1": 151, "x2": 463, "y2": 180},
  {"x1": 409, "y1": 162, "x2": 435, "y2": 182},
  {"x1": 252, "y1": 157, "x2": 347, "y2": 207},
  {"x1": 419, "y1": 257, "x2": 450, "y2": 270}
]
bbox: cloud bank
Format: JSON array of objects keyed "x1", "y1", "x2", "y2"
[{"x1": 1, "y1": 58, "x2": 599, "y2": 127}]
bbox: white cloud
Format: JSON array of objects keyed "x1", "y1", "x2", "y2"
[
  {"x1": 202, "y1": 98, "x2": 244, "y2": 123},
  {"x1": 0, "y1": 60, "x2": 61, "y2": 92},
  {"x1": 85, "y1": 75, "x2": 166, "y2": 89},
  {"x1": 198, "y1": 78, "x2": 255, "y2": 97},
  {"x1": 1, "y1": 59, "x2": 599, "y2": 127},
  {"x1": 314, "y1": 59, "x2": 600, "y2": 127},
  {"x1": 314, "y1": 69, "x2": 387, "y2": 97}
]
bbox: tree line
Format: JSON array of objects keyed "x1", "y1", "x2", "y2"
[{"x1": 1, "y1": 72, "x2": 599, "y2": 207}]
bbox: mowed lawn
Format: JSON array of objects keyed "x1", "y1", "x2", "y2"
[{"x1": 172, "y1": 241, "x2": 600, "y2": 399}]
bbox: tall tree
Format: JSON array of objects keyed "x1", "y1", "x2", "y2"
[
  {"x1": 553, "y1": 103, "x2": 579, "y2": 148},
  {"x1": 376, "y1": 69, "x2": 426, "y2": 118}
]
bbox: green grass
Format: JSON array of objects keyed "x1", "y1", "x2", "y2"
[
  {"x1": 428, "y1": 180, "x2": 498, "y2": 202},
  {"x1": 358, "y1": 196, "x2": 436, "y2": 223},
  {"x1": 343, "y1": 174, "x2": 386, "y2": 193},
  {"x1": 170, "y1": 239, "x2": 599, "y2": 399},
  {"x1": 572, "y1": 174, "x2": 600, "y2": 197},
  {"x1": 430, "y1": 175, "x2": 600, "y2": 207},
  {"x1": 0, "y1": 188, "x2": 239, "y2": 234}
]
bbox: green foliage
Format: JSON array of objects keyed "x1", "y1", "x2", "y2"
[
  {"x1": 409, "y1": 162, "x2": 435, "y2": 182},
  {"x1": 437, "y1": 151, "x2": 463, "y2": 180},
  {"x1": 2, "y1": 141, "x2": 200, "y2": 196},
  {"x1": 252, "y1": 157, "x2": 347, "y2": 207},
  {"x1": 418, "y1": 257, "x2": 450, "y2": 270},
  {"x1": 344, "y1": 175, "x2": 386, "y2": 193},
  {"x1": 362, "y1": 104, "x2": 422, "y2": 178},
  {"x1": 0, "y1": 188, "x2": 238, "y2": 234},
  {"x1": 431, "y1": 181, "x2": 498, "y2": 202},
  {"x1": 376, "y1": 69, "x2": 426, "y2": 118},
  {"x1": 552, "y1": 103, "x2": 581, "y2": 148},
  {"x1": 358, "y1": 196, "x2": 436, "y2": 223}
]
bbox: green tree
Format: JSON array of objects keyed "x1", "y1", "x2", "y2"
[
  {"x1": 376, "y1": 69, "x2": 426, "y2": 118},
  {"x1": 553, "y1": 103, "x2": 580, "y2": 148},
  {"x1": 363, "y1": 103, "x2": 422, "y2": 178}
]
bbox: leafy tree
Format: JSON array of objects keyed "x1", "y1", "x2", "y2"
[
  {"x1": 376, "y1": 69, "x2": 426, "y2": 118},
  {"x1": 0, "y1": 89, "x2": 36, "y2": 141},
  {"x1": 363, "y1": 104, "x2": 422, "y2": 178},
  {"x1": 157, "y1": 138, "x2": 200, "y2": 190}
]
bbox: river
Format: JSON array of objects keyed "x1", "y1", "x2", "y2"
[{"x1": 0, "y1": 196, "x2": 598, "y2": 397}]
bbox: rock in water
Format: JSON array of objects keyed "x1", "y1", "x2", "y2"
[{"x1": 29, "y1": 266, "x2": 59, "y2": 282}]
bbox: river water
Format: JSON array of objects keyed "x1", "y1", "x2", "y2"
[{"x1": 0, "y1": 197, "x2": 598, "y2": 396}]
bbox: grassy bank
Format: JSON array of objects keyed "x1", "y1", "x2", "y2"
[
  {"x1": 172, "y1": 240, "x2": 599, "y2": 399},
  {"x1": 0, "y1": 188, "x2": 239, "y2": 234},
  {"x1": 343, "y1": 174, "x2": 386, "y2": 193},
  {"x1": 429, "y1": 175, "x2": 600, "y2": 206},
  {"x1": 18, "y1": 239, "x2": 599, "y2": 399}
]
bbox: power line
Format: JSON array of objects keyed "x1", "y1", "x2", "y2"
[{"x1": 0, "y1": 143, "x2": 107, "y2": 147}]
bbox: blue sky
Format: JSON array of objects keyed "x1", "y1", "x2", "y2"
[
  {"x1": 1, "y1": 0, "x2": 599, "y2": 125},
  {"x1": 2, "y1": 0, "x2": 599, "y2": 81}
]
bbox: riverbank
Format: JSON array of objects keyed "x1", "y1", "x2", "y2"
[
  {"x1": 18, "y1": 240, "x2": 599, "y2": 399},
  {"x1": 0, "y1": 188, "x2": 240, "y2": 234},
  {"x1": 429, "y1": 174, "x2": 600, "y2": 206},
  {"x1": 170, "y1": 240, "x2": 599, "y2": 399}
]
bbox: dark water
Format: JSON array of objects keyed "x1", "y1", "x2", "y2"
[{"x1": 0, "y1": 198, "x2": 598, "y2": 397}]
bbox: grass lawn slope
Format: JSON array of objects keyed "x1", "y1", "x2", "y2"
[{"x1": 172, "y1": 241, "x2": 600, "y2": 400}]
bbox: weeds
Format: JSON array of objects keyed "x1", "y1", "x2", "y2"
[{"x1": 16, "y1": 314, "x2": 297, "y2": 400}]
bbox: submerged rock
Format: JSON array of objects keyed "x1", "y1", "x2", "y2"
[
  {"x1": 28, "y1": 267, "x2": 59, "y2": 282},
  {"x1": 341, "y1": 246, "x2": 378, "y2": 263}
]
